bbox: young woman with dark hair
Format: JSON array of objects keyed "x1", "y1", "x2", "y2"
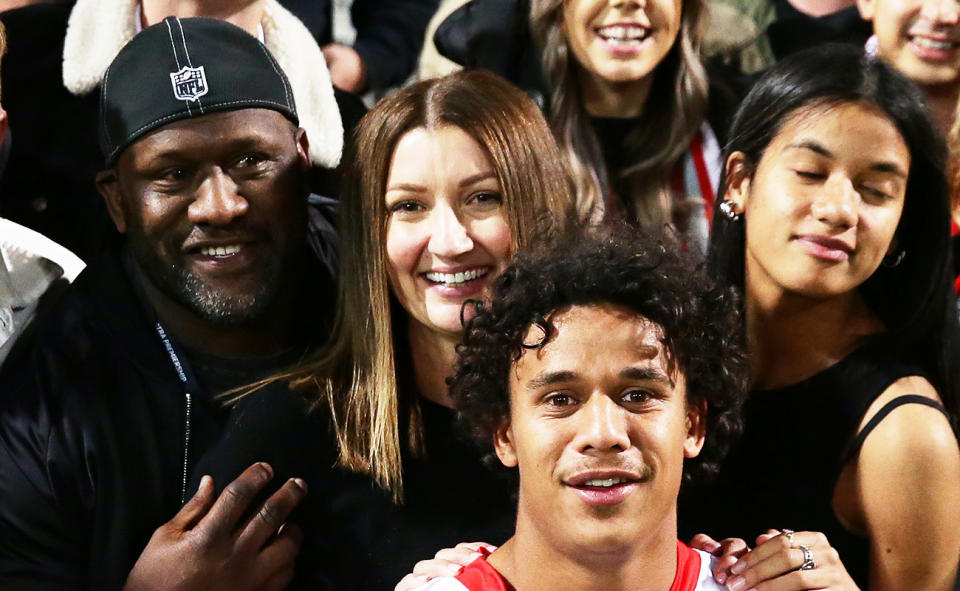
[{"x1": 681, "y1": 43, "x2": 960, "y2": 591}]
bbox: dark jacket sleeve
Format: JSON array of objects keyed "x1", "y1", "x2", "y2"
[
  {"x1": 0, "y1": 352, "x2": 91, "y2": 589},
  {"x1": 433, "y1": 0, "x2": 546, "y2": 98},
  {"x1": 350, "y1": 0, "x2": 441, "y2": 91}
]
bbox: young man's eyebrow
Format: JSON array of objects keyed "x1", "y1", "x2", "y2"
[
  {"x1": 525, "y1": 370, "x2": 578, "y2": 391},
  {"x1": 620, "y1": 366, "x2": 675, "y2": 387}
]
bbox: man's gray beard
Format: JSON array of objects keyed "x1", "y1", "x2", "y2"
[
  {"x1": 130, "y1": 239, "x2": 282, "y2": 327},
  {"x1": 171, "y1": 267, "x2": 277, "y2": 326}
]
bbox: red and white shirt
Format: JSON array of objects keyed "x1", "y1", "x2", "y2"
[{"x1": 414, "y1": 540, "x2": 724, "y2": 591}]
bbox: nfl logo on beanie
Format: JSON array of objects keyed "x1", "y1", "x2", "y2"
[
  {"x1": 99, "y1": 16, "x2": 299, "y2": 166},
  {"x1": 170, "y1": 66, "x2": 209, "y2": 102}
]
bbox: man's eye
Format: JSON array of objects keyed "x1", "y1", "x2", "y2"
[
  {"x1": 160, "y1": 168, "x2": 189, "y2": 182},
  {"x1": 236, "y1": 154, "x2": 265, "y2": 168},
  {"x1": 545, "y1": 393, "x2": 576, "y2": 407},
  {"x1": 621, "y1": 390, "x2": 652, "y2": 404}
]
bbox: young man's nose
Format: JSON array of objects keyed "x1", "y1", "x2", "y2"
[
  {"x1": 187, "y1": 169, "x2": 249, "y2": 226},
  {"x1": 427, "y1": 203, "x2": 474, "y2": 257},
  {"x1": 574, "y1": 394, "x2": 632, "y2": 454}
]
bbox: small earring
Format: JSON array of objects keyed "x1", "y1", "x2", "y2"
[
  {"x1": 882, "y1": 249, "x2": 905, "y2": 268},
  {"x1": 719, "y1": 200, "x2": 741, "y2": 221}
]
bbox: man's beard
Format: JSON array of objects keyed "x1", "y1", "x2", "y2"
[{"x1": 127, "y1": 232, "x2": 286, "y2": 327}]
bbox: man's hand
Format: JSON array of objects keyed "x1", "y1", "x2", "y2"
[
  {"x1": 123, "y1": 462, "x2": 307, "y2": 591},
  {"x1": 322, "y1": 44, "x2": 367, "y2": 93}
]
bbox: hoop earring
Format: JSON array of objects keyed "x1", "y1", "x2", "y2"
[
  {"x1": 719, "y1": 200, "x2": 741, "y2": 221},
  {"x1": 882, "y1": 250, "x2": 905, "y2": 268}
]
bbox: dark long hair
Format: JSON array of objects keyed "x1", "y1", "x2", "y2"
[{"x1": 708, "y1": 44, "x2": 959, "y2": 419}]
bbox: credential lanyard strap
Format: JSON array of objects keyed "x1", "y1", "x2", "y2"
[{"x1": 154, "y1": 322, "x2": 201, "y2": 505}]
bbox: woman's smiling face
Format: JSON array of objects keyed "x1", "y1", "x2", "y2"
[
  {"x1": 563, "y1": 0, "x2": 683, "y2": 85},
  {"x1": 726, "y1": 101, "x2": 910, "y2": 300},
  {"x1": 384, "y1": 125, "x2": 512, "y2": 339}
]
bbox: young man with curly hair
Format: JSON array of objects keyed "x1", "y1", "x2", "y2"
[{"x1": 409, "y1": 232, "x2": 748, "y2": 591}]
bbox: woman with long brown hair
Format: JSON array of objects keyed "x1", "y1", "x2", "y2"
[
  {"x1": 188, "y1": 69, "x2": 577, "y2": 589},
  {"x1": 436, "y1": 0, "x2": 738, "y2": 248}
]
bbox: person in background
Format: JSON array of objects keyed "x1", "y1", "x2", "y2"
[
  {"x1": 436, "y1": 0, "x2": 744, "y2": 250},
  {"x1": 0, "y1": 18, "x2": 341, "y2": 589},
  {"x1": 857, "y1": 0, "x2": 960, "y2": 137},
  {"x1": 0, "y1": 0, "x2": 359, "y2": 262},
  {"x1": 0, "y1": 19, "x2": 84, "y2": 366},
  {"x1": 280, "y1": 0, "x2": 442, "y2": 94},
  {"x1": 185, "y1": 69, "x2": 579, "y2": 590},
  {"x1": 684, "y1": 43, "x2": 960, "y2": 591},
  {"x1": 704, "y1": 0, "x2": 871, "y2": 75}
]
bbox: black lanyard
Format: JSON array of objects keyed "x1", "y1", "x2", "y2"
[{"x1": 154, "y1": 321, "x2": 201, "y2": 504}]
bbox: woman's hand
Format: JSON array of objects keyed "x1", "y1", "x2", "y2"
[
  {"x1": 723, "y1": 530, "x2": 860, "y2": 591},
  {"x1": 394, "y1": 542, "x2": 498, "y2": 591},
  {"x1": 688, "y1": 533, "x2": 751, "y2": 586}
]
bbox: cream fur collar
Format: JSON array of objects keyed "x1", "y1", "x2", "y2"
[{"x1": 62, "y1": 0, "x2": 343, "y2": 168}]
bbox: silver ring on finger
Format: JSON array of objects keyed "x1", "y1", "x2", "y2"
[{"x1": 798, "y1": 544, "x2": 817, "y2": 570}]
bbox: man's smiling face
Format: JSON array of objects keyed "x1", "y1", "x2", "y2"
[{"x1": 101, "y1": 108, "x2": 309, "y2": 325}]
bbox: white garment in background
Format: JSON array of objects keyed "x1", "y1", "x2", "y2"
[{"x1": 0, "y1": 219, "x2": 85, "y2": 365}]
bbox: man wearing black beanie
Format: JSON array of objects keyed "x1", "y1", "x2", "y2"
[{"x1": 0, "y1": 17, "x2": 338, "y2": 591}]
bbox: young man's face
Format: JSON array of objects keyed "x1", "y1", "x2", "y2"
[
  {"x1": 495, "y1": 304, "x2": 706, "y2": 553},
  {"x1": 858, "y1": 0, "x2": 960, "y2": 88}
]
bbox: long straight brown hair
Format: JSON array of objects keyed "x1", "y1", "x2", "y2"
[
  {"x1": 530, "y1": 0, "x2": 709, "y2": 228},
  {"x1": 283, "y1": 70, "x2": 577, "y2": 501}
]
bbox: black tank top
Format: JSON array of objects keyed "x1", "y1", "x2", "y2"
[{"x1": 678, "y1": 341, "x2": 953, "y2": 588}]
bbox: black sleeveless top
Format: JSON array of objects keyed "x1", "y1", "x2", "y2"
[{"x1": 678, "y1": 341, "x2": 953, "y2": 588}]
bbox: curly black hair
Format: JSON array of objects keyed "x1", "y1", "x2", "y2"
[{"x1": 451, "y1": 230, "x2": 749, "y2": 485}]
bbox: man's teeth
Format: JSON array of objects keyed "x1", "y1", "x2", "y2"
[
  {"x1": 583, "y1": 477, "x2": 629, "y2": 488},
  {"x1": 597, "y1": 25, "x2": 648, "y2": 43},
  {"x1": 199, "y1": 244, "x2": 241, "y2": 257},
  {"x1": 913, "y1": 37, "x2": 957, "y2": 50},
  {"x1": 425, "y1": 268, "x2": 488, "y2": 286}
]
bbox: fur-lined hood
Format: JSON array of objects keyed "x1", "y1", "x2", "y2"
[{"x1": 62, "y1": 0, "x2": 343, "y2": 168}]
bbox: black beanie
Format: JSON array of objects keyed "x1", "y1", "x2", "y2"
[{"x1": 99, "y1": 16, "x2": 299, "y2": 165}]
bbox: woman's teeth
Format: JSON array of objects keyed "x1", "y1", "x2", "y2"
[
  {"x1": 425, "y1": 268, "x2": 488, "y2": 286},
  {"x1": 913, "y1": 36, "x2": 958, "y2": 51},
  {"x1": 199, "y1": 245, "x2": 241, "y2": 257},
  {"x1": 596, "y1": 25, "x2": 648, "y2": 44}
]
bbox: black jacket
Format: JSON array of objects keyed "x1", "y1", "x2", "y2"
[
  {"x1": 0, "y1": 203, "x2": 337, "y2": 590},
  {"x1": 189, "y1": 365, "x2": 516, "y2": 591}
]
